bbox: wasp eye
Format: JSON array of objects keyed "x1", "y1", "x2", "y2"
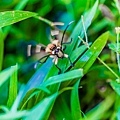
[
  {"x1": 54, "y1": 49, "x2": 59, "y2": 54},
  {"x1": 56, "y1": 49, "x2": 59, "y2": 52}
]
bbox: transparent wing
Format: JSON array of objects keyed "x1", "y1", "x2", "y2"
[{"x1": 27, "y1": 44, "x2": 49, "y2": 60}]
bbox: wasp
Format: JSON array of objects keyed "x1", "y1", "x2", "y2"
[{"x1": 27, "y1": 21, "x2": 74, "y2": 73}]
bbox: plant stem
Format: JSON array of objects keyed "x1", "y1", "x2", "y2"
[
  {"x1": 80, "y1": 15, "x2": 120, "y2": 79},
  {"x1": 81, "y1": 15, "x2": 88, "y2": 44},
  {"x1": 78, "y1": 35, "x2": 120, "y2": 79},
  {"x1": 34, "y1": 16, "x2": 64, "y2": 27},
  {"x1": 116, "y1": 32, "x2": 120, "y2": 72}
]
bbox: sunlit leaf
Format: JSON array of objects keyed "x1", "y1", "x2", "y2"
[
  {"x1": 75, "y1": 31, "x2": 109, "y2": 74},
  {"x1": 42, "y1": 69, "x2": 83, "y2": 87},
  {"x1": 71, "y1": 80, "x2": 82, "y2": 119},
  {"x1": 0, "y1": 28, "x2": 4, "y2": 71},
  {"x1": 7, "y1": 64, "x2": 18, "y2": 108},
  {"x1": 0, "y1": 10, "x2": 37, "y2": 28},
  {"x1": 63, "y1": 0, "x2": 99, "y2": 71},
  {"x1": 66, "y1": 0, "x2": 99, "y2": 53},
  {"x1": 0, "y1": 66, "x2": 17, "y2": 87},
  {"x1": 13, "y1": 59, "x2": 53, "y2": 109},
  {"x1": 0, "y1": 111, "x2": 28, "y2": 119}
]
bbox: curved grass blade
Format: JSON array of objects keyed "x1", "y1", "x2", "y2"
[
  {"x1": 42, "y1": 69, "x2": 83, "y2": 87},
  {"x1": 24, "y1": 93, "x2": 58, "y2": 120},
  {"x1": 15, "y1": 0, "x2": 29, "y2": 10},
  {"x1": 7, "y1": 64, "x2": 18, "y2": 108},
  {"x1": 0, "y1": 66, "x2": 17, "y2": 87},
  {"x1": 62, "y1": 0, "x2": 98, "y2": 71},
  {"x1": 0, "y1": 105, "x2": 9, "y2": 113},
  {"x1": 0, "y1": 10, "x2": 37, "y2": 28},
  {"x1": 52, "y1": 95, "x2": 72, "y2": 120},
  {"x1": 110, "y1": 81, "x2": 120, "y2": 96},
  {"x1": 20, "y1": 88, "x2": 49, "y2": 110},
  {"x1": 0, "y1": 28, "x2": 4, "y2": 71},
  {"x1": 75, "y1": 31, "x2": 109, "y2": 74},
  {"x1": 66, "y1": 0, "x2": 99, "y2": 54},
  {"x1": 13, "y1": 59, "x2": 53, "y2": 109},
  {"x1": 83, "y1": 93, "x2": 115, "y2": 120},
  {"x1": 71, "y1": 80, "x2": 82, "y2": 120},
  {"x1": 66, "y1": 43, "x2": 92, "y2": 70},
  {"x1": 0, "y1": 111, "x2": 29, "y2": 120}
]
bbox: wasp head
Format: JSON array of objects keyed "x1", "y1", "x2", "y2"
[{"x1": 46, "y1": 40, "x2": 64, "y2": 57}]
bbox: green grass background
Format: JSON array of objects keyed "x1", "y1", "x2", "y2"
[{"x1": 0, "y1": 0, "x2": 120, "y2": 120}]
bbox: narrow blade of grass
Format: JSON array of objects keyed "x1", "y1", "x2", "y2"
[
  {"x1": 110, "y1": 81, "x2": 120, "y2": 96},
  {"x1": 52, "y1": 95, "x2": 72, "y2": 120},
  {"x1": 66, "y1": 0, "x2": 99, "y2": 54},
  {"x1": 15, "y1": 0, "x2": 29, "y2": 10},
  {"x1": 24, "y1": 93, "x2": 58, "y2": 120},
  {"x1": 75, "y1": 31, "x2": 109, "y2": 74},
  {"x1": 0, "y1": 10, "x2": 37, "y2": 28},
  {"x1": 7, "y1": 64, "x2": 18, "y2": 108},
  {"x1": 83, "y1": 93, "x2": 115, "y2": 120},
  {"x1": 14, "y1": 59, "x2": 53, "y2": 108},
  {"x1": 62, "y1": 0, "x2": 98, "y2": 71},
  {"x1": 42, "y1": 69, "x2": 83, "y2": 87},
  {"x1": 71, "y1": 80, "x2": 82, "y2": 120},
  {"x1": 0, "y1": 28, "x2": 4, "y2": 71},
  {"x1": 0, "y1": 66, "x2": 17, "y2": 87},
  {"x1": 0, "y1": 111, "x2": 29, "y2": 119}
]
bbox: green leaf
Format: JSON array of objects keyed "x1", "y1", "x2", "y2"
[
  {"x1": 51, "y1": 95, "x2": 72, "y2": 120},
  {"x1": 14, "y1": 0, "x2": 29, "y2": 10},
  {"x1": 62, "y1": 0, "x2": 99, "y2": 71},
  {"x1": 0, "y1": 66, "x2": 17, "y2": 87},
  {"x1": 0, "y1": 28, "x2": 4, "y2": 71},
  {"x1": 117, "y1": 107, "x2": 120, "y2": 120},
  {"x1": 84, "y1": 93, "x2": 115, "y2": 120},
  {"x1": 71, "y1": 80, "x2": 82, "y2": 120},
  {"x1": 42, "y1": 69, "x2": 83, "y2": 87},
  {"x1": 0, "y1": 105, "x2": 9, "y2": 113},
  {"x1": 75, "y1": 31, "x2": 109, "y2": 74},
  {"x1": 11, "y1": 59, "x2": 53, "y2": 111},
  {"x1": 20, "y1": 87, "x2": 50, "y2": 110},
  {"x1": 66, "y1": 0, "x2": 99, "y2": 54},
  {"x1": 110, "y1": 81, "x2": 120, "y2": 96},
  {"x1": 0, "y1": 10, "x2": 37, "y2": 28},
  {"x1": 7, "y1": 64, "x2": 18, "y2": 108},
  {"x1": 0, "y1": 111, "x2": 28, "y2": 119},
  {"x1": 24, "y1": 93, "x2": 58, "y2": 120}
]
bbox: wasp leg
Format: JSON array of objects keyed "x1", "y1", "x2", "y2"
[
  {"x1": 63, "y1": 45, "x2": 66, "y2": 51},
  {"x1": 68, "y1": 56, "x2": 74, "y2": 67},
  {"x1": 55, "y1": 64, "x2": 61, "y2": 74},
  {"x1": 62, "y1": 38, "x2": 72, "y2": 45}
]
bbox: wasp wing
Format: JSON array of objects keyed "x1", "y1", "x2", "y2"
[
  {"x1": 27, "y1": 44, "x2": 49, "y2": 61},
  {"x1": 50, "y1": 22, "x2": 71, "y2": 44}
]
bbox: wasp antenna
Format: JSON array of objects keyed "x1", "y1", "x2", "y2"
[
  {"x1": 27, "y1": 45, "x2": 32, "y2": 56},
  {"x1": 68, "y1": 21, "x2": 75, "y2": 25},
  {"x1": 61, "y1": 21, "x2": 74, "y2": 45}
]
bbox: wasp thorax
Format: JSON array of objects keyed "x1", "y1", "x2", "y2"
[{"x1": 45, "y1": 40, "x2": 64, "y2": 58}]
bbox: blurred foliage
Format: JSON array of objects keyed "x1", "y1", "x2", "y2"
[{"x1": 0, "y1": 0, "x2": 120, "y2": 120}]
